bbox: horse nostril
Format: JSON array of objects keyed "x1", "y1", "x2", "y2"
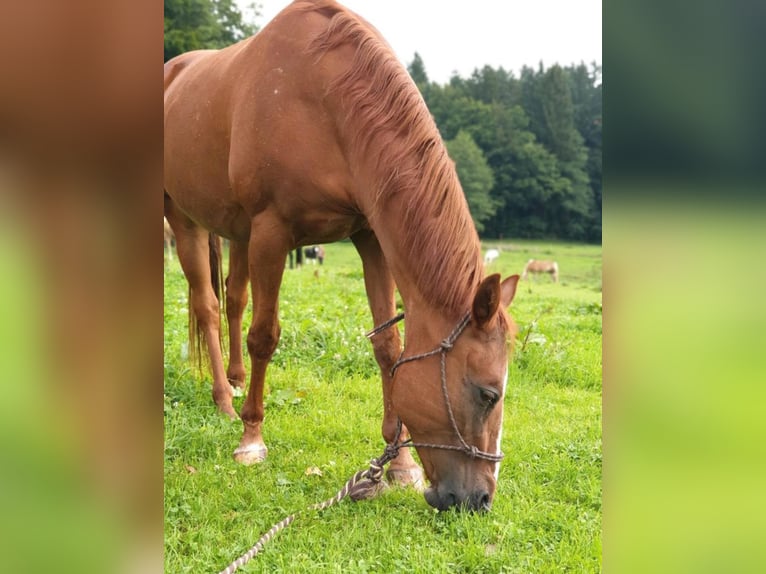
[
  {"x1": 464, "y1": 491, "x2": 491, "y2": 512},
  {"x1": 425, "y1": 487, "x2": 459, "y2": 511}
]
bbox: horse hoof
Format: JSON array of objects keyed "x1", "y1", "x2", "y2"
[
  {"x1": 349, "y1": 478, "x2": 389, "y2": 502},
  {"x1": 386, "y1": 467, "x2": 425, "y2": 491},
  {"x1": 233, "y1": 444, "x2": 268, "y2": 465}
]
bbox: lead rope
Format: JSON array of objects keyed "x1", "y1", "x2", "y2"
[{"x1": 217, "y1": 443, "x2": 401, "y2": 574}]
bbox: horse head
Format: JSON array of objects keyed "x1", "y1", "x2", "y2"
[{"x1": 392, "y1": 274, "x2": 519, "y2": 511}]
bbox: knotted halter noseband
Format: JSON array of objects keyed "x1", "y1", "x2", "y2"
[{"x1": 366, "y1": 313, "x2": 504, "y2": 463}]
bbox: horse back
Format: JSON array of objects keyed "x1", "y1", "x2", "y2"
[
  {"x1": 164, "y1": 50, "x2": 218, "y2": 93},
  {"x1": 164, "y1": 4, "x2": 364, "y2": 243}
]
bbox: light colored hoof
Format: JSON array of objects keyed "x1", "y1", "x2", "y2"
[
  {"x1": 349, "y1": 478, "x2": 389, "y2": 502},
  {"x1": 387, "y1": 467, "x2": 425, "y2": 491},
  {"x1": 231, "y1": 387, "x2": 244, "y2": 398},
  {"x1": 233, "y1": 444, "x2": 268, "y2": 465}
]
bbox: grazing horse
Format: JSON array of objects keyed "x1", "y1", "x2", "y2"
[
  {"x1": 521, "y1": 259, "x2": 559, "y2": 283},
  {"x1": 484, "y1": 248, "x2": 499, "y2": 265},
  {"x1": 164, "y1": 0, "x2": 519, "y2": 512},
  {"x1": 304, "y1": 245, "x2": 325, "y2": 265}
]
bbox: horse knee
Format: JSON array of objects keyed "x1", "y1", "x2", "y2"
[
  {"x1": 371, "y1": 335, "x2": 400, "y2": 373},
  {"x1": 247, "y1": 324, "x2": 281, "y2": 360}
]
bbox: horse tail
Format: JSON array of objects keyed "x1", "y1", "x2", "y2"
[
  {"x1": 188, "y1": 232, "x2": 226, "y2": 371},
  {"x1": 209, "y1": 232, "x2": 223, "y2": 303}
]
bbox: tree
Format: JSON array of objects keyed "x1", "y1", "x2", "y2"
[
  {"x1": 479, "y1": 105, "x2": 571, "y2": 238},
  {"x1": 445, "y1": 131, "x2": 498, "y2": 233},
  {"x1": 537, "y1": 65, "x2": 593, "y2": 239},
  {"x1": 464, "y1": 65, "x2": 519, "y2": 108},
  {"x1": 164, "y1": 0, "x2": 260, "y2": 62},
  {"x1": 407, "y1": 52, "x2": 429, "y2": 91},
  {"x1": 568, "y1": 62, "x2": 602, "y2": 241}
]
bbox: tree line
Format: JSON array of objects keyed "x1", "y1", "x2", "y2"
[
  {"x1": 164, "y1": 2, "x2": 601, "y2": 242},
  {"x1": 409, "y1": 55, "x2": 601, "y2": 242},
  {"x1": 164, "y1": 0, "x2": 259, "y2": 61}
]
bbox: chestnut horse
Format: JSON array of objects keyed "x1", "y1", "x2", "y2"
[
  {"x1": 521, "y1": 259, "x2": 559, "y2": 282},
  {"x1": 164, "y1": 0, "x2": 519, "y2": 511}
]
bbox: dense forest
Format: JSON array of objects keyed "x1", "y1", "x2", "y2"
[{"x1": 165, "y1": 0, "x2": 602, "y2": 242}]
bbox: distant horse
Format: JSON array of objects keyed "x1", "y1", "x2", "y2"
[
  {"x1": 164, "y1": 0, "x2": 519, "y2": 511},
  {"x1": 484, "y1": 248, "x2": 499, "y2": 265},
  {"x1": 521, "y1": 259, "x2": 559, "y2": 283},
  {"x1": 304, "y1": 245, "x2": 325, "y2": 265},
  {"x1": 164, "y1": 216, "x2": 175, "y2": 263}
]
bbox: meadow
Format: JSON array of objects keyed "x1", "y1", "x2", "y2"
[{"x1": 164, "y1": 239, "x2": 602, "y2": 573}]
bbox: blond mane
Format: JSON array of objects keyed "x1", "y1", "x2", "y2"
[{"x1": 299, "y1": 0, "x2": 483, "y2": 313}]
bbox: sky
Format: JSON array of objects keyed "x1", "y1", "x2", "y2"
[{"x1": 245, "y1": 0, "x2": 602, "y2": 85}]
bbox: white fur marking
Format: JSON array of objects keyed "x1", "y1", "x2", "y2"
[{"x1": 494, "y1": 368, "x2": 509, "y2": 481}]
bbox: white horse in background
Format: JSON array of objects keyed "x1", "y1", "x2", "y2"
[
  {"x1": 484, "y1": 248, "x2": 500, "y2": 265},
  {"x1": 521, "y1": 259, "x2": 559, "y2": 283}
]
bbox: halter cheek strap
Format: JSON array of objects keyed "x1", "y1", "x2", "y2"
[
  {"x1": 364, "y1": 312, "x2": 404, "y2": 339},
  {"x1": 367, "y1": 313, "x2": 504, "y2": 463}
]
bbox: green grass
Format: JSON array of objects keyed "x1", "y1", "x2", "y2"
[{"x1": 164, "y1": 240, "x2": 601, "y2": 573}]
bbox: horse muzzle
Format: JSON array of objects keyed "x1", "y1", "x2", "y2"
[{"x1": 424, "y1": 484, "x2": 493, "y2": 512}]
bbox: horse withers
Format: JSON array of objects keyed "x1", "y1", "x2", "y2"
[
  {"x1": 521, "y1": 259, "x2": 559, "y2": 283},
  {"x1": 164, "y1": 0, "x2": 520, "y2": 512}
]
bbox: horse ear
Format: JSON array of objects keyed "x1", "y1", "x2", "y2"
[
  {"x1": 500, "y1": 274, "x2": 519, "y2": 308},
  {"x1": 472, "y1": 274, "x2": 501, "y2": 328}
]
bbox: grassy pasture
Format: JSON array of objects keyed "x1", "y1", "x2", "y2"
[{"x1": 164, "y1": 239, "x2": 602, "y2": 573}]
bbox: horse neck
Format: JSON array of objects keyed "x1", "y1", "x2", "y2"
[
  {"x1": 359, "y1": 163, "x2": 483, "y2": 346},
  {"x1": 309, "y1": 17, "x2": 483, "y2": 333}
]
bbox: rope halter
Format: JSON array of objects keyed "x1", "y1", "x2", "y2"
[{"x1": 367, "y1": 312, "x2": 504, "y2": 463}]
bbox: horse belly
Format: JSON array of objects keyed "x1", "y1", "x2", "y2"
[
  {"x1": 165, "y1": 107, "x2": 253, "y2": 239},
  {"x1": 288, "y1": 207, "x2": 367, "y2": 245}
]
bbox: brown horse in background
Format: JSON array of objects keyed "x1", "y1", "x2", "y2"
[
  {"x1": 164, "y1": 0, "x2": 519, "y2": 511},
  {"x1": 521, "y1": 259, "x2": 559, "y2": 282}
]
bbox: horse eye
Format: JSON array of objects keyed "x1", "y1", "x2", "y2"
[{"x1": 478, "y1": 387, "x2": 499, "y2": 407}]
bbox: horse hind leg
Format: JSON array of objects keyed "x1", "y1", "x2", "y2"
[
  {"x1": 225, "y1": 240, "x2": 249, "y2": 393},
  {"x1": 165, "y1": 205, "x2": 236, "y2": 419}
]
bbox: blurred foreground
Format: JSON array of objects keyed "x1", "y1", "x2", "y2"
[{"x1": 0, "y1": 1, "x2": 162, "y2": 572}]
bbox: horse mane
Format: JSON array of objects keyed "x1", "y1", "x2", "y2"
[{"x1": 298, "y1": 0, "x2": 483, "y2": 314}]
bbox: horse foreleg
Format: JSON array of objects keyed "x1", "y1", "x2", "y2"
[
  {"x1": 165, "y1": 206, "x2": 235, "y2": 419},
  {"x1": 233, "y1": 221, "x2": 288, "y2": 465},
  {"x1": 225, "y1": 240, "x2": 249, "y2": 393},
  {"x1": 352, "y1": 231, "x2": 424, "y2": 493}
]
